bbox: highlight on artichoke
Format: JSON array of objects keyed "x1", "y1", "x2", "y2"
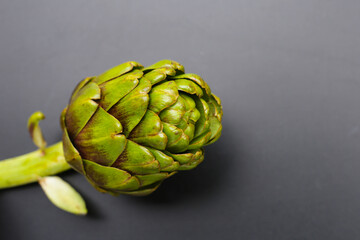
[{"x1": 0, "y1": 60, "x2": 223, "y2": 215}]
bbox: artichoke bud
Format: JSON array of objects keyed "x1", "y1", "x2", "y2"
[{"x1": 61, "y1": 60, "x2": 223, "y2": 196}]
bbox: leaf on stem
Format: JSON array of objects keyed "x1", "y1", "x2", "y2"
[
  {"x1": 38, "y1": 176, "x2": 87, "y2": 215},
  {"x1": 27, "y1": 111, "x2": 47, "y2": 151}
]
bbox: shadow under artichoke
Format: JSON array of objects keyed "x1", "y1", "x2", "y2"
[{"x1": 123, "y1": 121, "x2": 237, "y2": 205}]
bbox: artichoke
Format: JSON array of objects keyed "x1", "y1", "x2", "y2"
[
  {"x1": 61, "y1": 60, "x2": 222, "y2": 196},
  {"x1": 0, "y1": 59, "x2": 222, "y2": 214}
]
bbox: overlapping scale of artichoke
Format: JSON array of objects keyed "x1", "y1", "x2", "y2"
[{"x1": 61, "y1": 60, "x2": 222, "y2": 196}]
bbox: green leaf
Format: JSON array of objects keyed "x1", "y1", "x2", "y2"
[
  {"x1": 38, "y1": 176, "x2": 87, "y2": 215},
  {"x1": 99, "y1": 70, "x2": 142, "y2": 111},
  {"x1": 65, "y1": 82, "x2": 101, "y2": 138},
  {"x1": 144, "y1": 67, "x2": 176, "y2": 85},
  {"x1": 128, "y1": 110, "x2": 167, "y2": 150},
  {"x1": 70, "y1": 77, "x2": 94, "y2": 103},
  {"x1": 61, "y1": 109, "x2": 85, "y2": 174},
  {"x1": 94, "y1": 61, "x2": 143, "y2": 85},
  {"x1": 83, "y1": 160, "x2": 140, "y2": 191},
  {"x1": 171, "y1": 73, "x2": 211, "y2": 96},
  {"x1": 193, "y1": 98, "x2": 210, "y2": 138},
  {"x1": 183, "y1": 123, "x2": 195, "y2": 141},
  {"x1": 210, "y1": 94, "x2": 223, "y2": 121},
  {"x1": 168, "y1": 148, "x2": 204, "y2": 170},
  {"x1": 174, "y1": 79, "x2": 203, "y2": 97},
  {"x1": 27, "y1": 111, "x2": 47, "y2": 150},
  {"x1": 207, "y1": 114, "x2": 222, "y2": 141},
  {"x1": 74, "y1": 107, "x2": 126, "y2": 166},
  {"x1": 112, "y1": 140, "x2": 160, "y2": 174},
  {"x1": 180, "y1": 93, "x2": 200, "y2": 124},
  {"x1": 162, "y1": 123, "x2": 189, "y2": 153},
  {"x1": 148, "y1": 81, "x2": 179, "y2": 114},
  {"x1": 178, "y1": 153, "x2": 204, "y2": 170},
  {"x1": 166, "y1": 151, "x2": 194, "y2": 165},
  {"x1": 143, "y1": 60, "x2": 184, "y2": 74},
  {"x1": 135, "y1": 173, "x2": 169, "y2": 187},
  {"x1": 159, "y1": 96, "x2": 186, "y2": 125},
  {"x1": 188, "y1": 131, "x2": 212, "y2": 150},
  {"x1": 147, "y1": 148, "x2": 179, "y2": 171},
  {"x1": 108, "y1": 77, "x2": 151, "y2": 136}
]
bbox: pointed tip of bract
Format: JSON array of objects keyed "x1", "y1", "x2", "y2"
[
  {"x1": 95, "y1": 61, "x2": 143, "y2": 85},
  {"x1": 144, "y1": 59, "x2": 184, "y2": 74},
  {"x1": 169, "y1": 60, "x2": 185, "y2": 73}
]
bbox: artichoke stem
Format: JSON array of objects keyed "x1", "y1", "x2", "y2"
[{"x1": 0, "y1": 142, "x2": 71, "y2": 189}]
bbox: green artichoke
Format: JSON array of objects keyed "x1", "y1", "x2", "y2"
[
  {"x1": 0, "y1": 59, "x2": 222, "y2": 214},
  {"x1": 61, "y1": 60, "x2": 222, "y2": 196}
]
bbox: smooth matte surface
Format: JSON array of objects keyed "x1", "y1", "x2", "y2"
[{"x1": 1, "y1": 1, "x2": 360, "y2": 239}]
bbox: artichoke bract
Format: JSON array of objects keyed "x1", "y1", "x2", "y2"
[{"x1": 61, "y1": 60, "x2": 223, "y2": 196}]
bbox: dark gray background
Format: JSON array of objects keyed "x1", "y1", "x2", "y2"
[{"x1": 1, "y1": 0, "x2": 360, "y2": 239}]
